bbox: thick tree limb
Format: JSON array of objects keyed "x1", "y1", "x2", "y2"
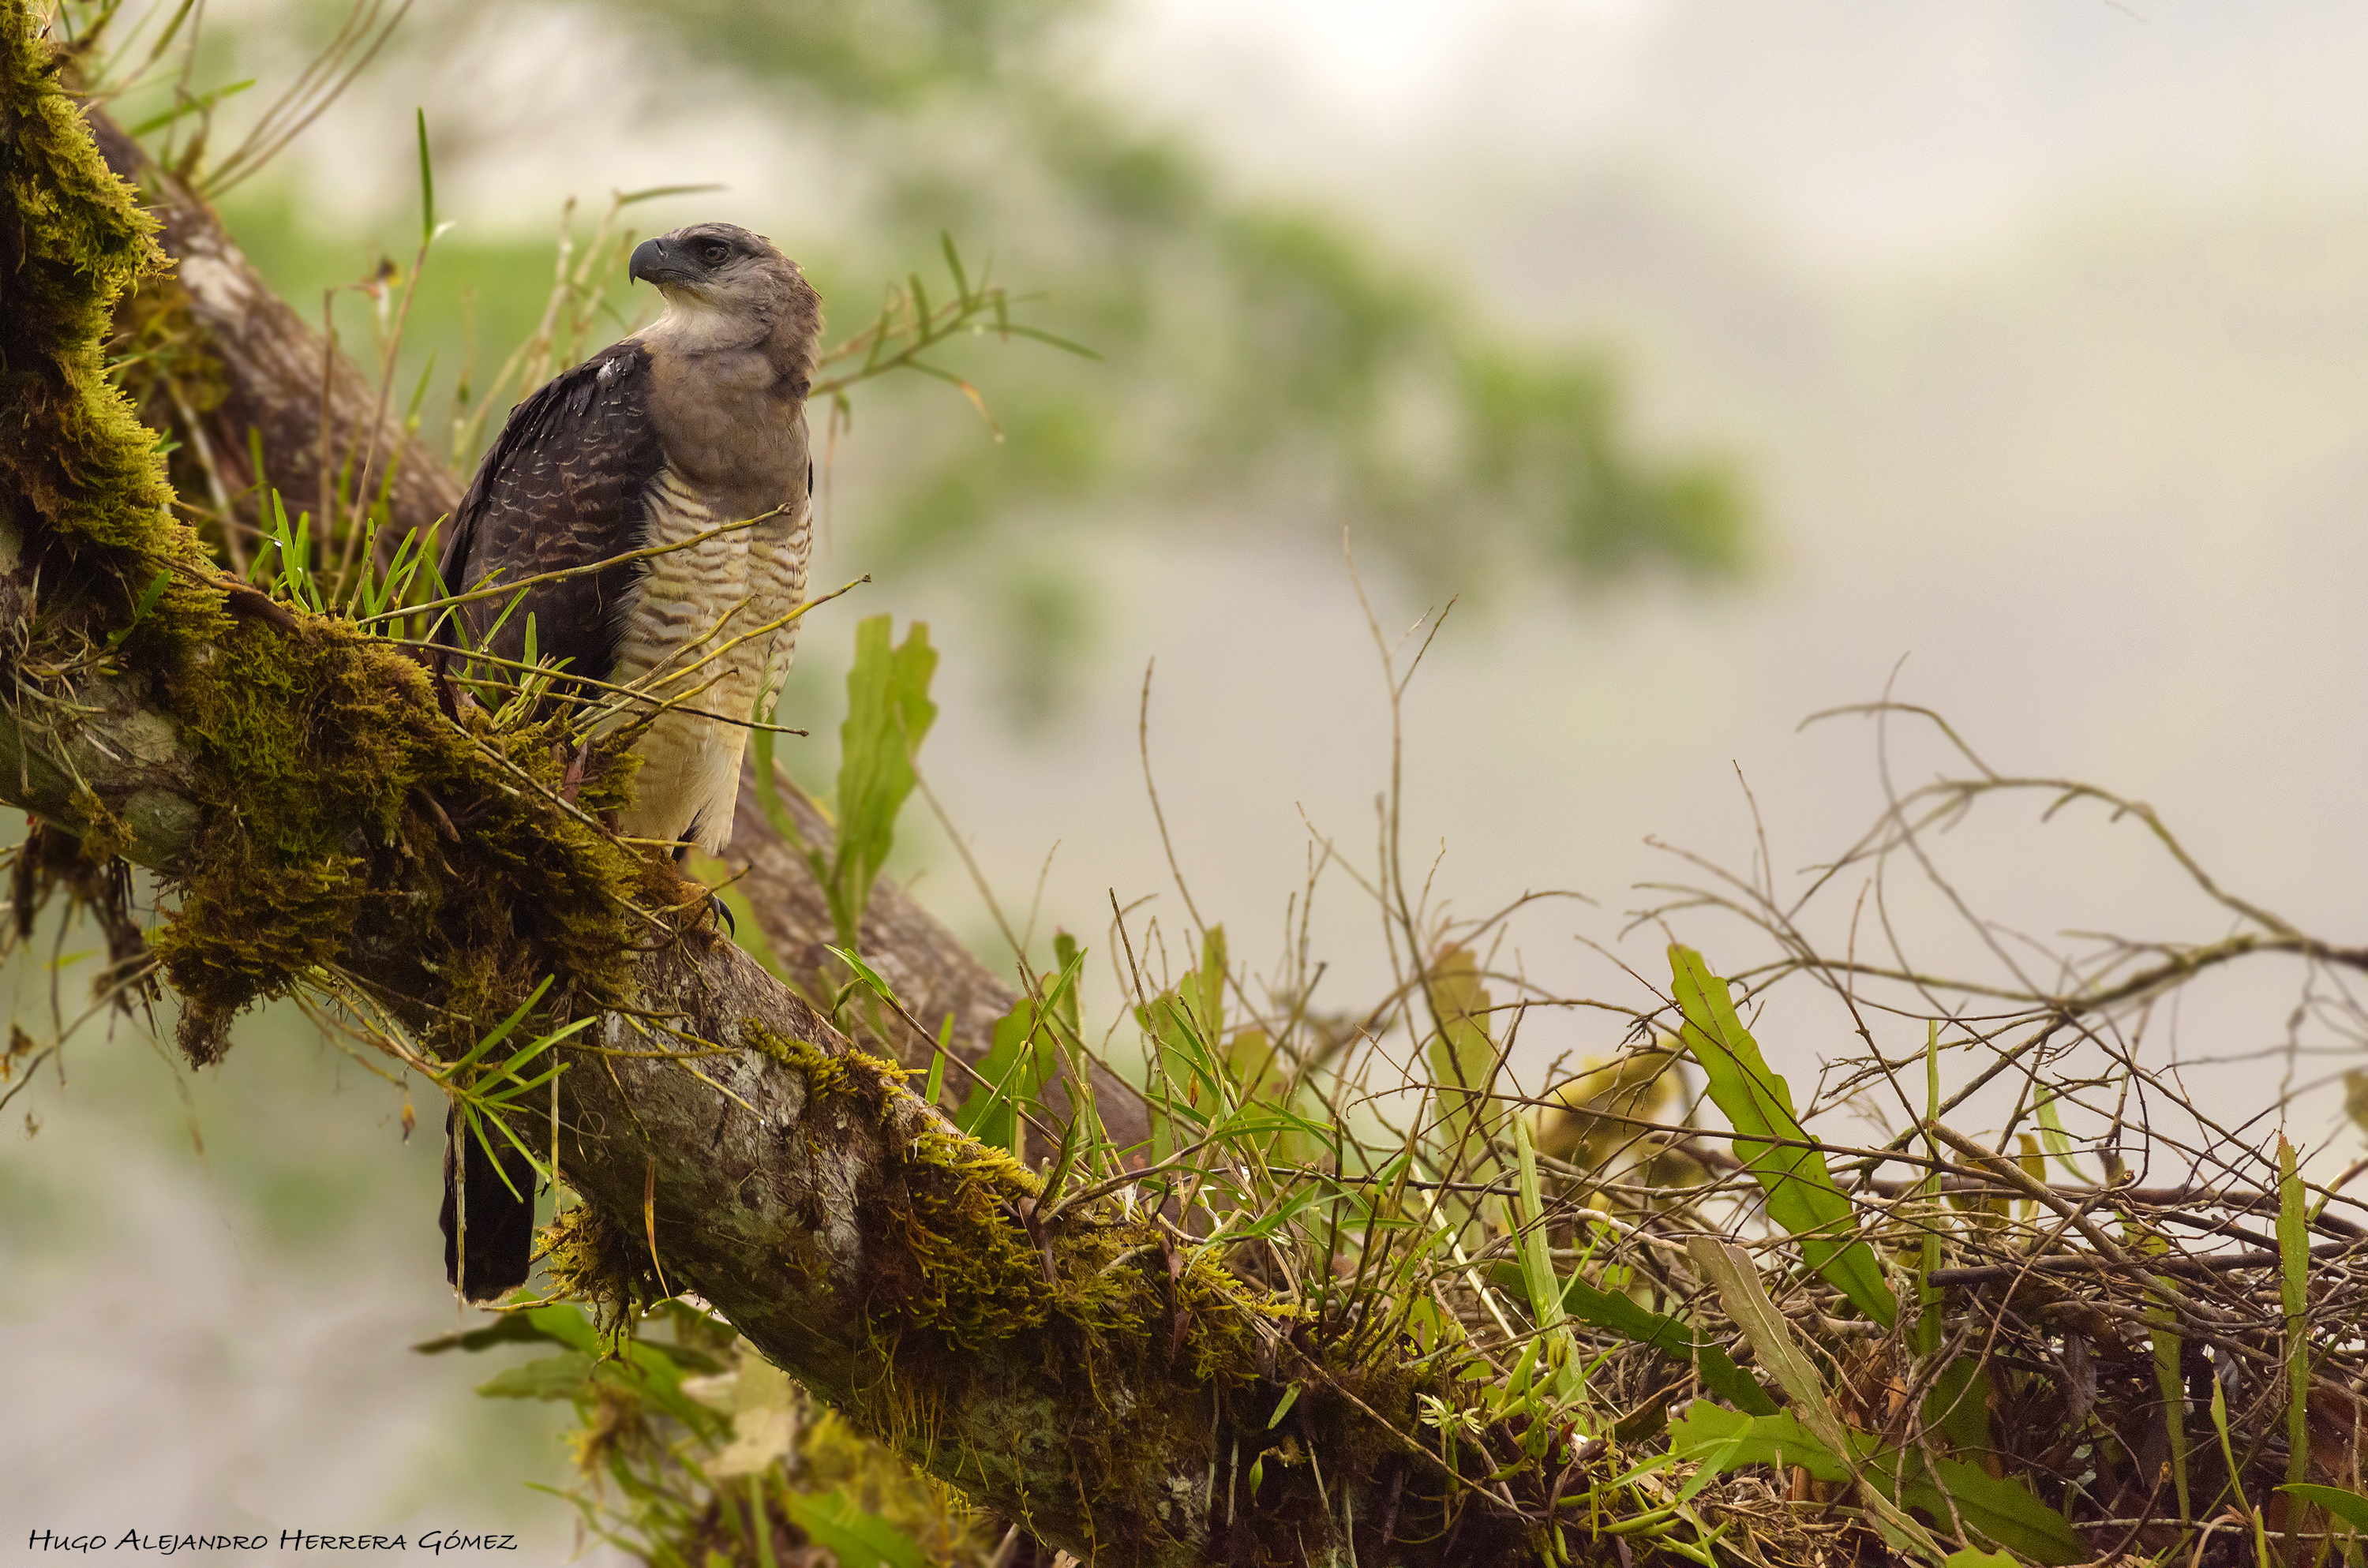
[
  {"x1": 0, "y1": 634, "x2": 1376, "y2": 1565},
  {"x1": 0, "y1": 23, "x2": 1490, "y2": 1564}
]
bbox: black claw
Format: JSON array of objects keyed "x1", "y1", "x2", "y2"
[{"x1": 708, "y1": 890, "x2": 736, "y2": 937}]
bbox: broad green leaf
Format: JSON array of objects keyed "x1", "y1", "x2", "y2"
[
  {"x1": 1668, "y1": 1401, "x2": 2083, "y2": 1563},
  {"x1": 2033, "y1": 1086, "x2": 2084, "y2": 1182},
  {"x1": 474, "y1": 1352, "x2": 594, "y2": 1401},
  {"x1": 1143, "y1": 926, "x2": 1229, "y2": 1156},
  {"x1": 1667, "y1": 1402, "x2": 1849, "y2": 1484},
  {"x1": 2211, "y1": 1372, "x2": 2276, "y2": 1568},
  {"x1": 1558, "y1": 1273, "x2": 1777, "y2": 1415},
  {"x1": 1511, "y1": 1115, "x2": 1562, "y2": 1331},
  {"x1": 415, "y1": 107, "x2": 436, "y2": 245},
  {"x1": 1426, "y1": 945, "x2": 1496, "y2": 1161},
  {"x1": 777, "y1": 1489, "x2": 926, "y2": 1568},
  {"x1": 826, "y1": 945, "x2": 905, "y2": 1013},
  {"x1": 1669, "y1": 945, "x2": 1895, "y2": 1327},
  {"x1": 1510, "y1": 1114, "x2": 1583, "y2": 1400},
  {"x1": 1922, "y1": 1356, "x2": 1995, "y2": 1456},
  {"x1": 1688, "y1": 1237, "x2": 1859, "y2": 1435},
  {"x1": 2145, "y1": 1292, "x2": 2192, "y2": 1521},
  {"x1": 1191, "y1": 925, "x2": 1226, "y2": 1056},
  {"x1": 412, "y1": 1305, "x2": 588, "y2": 1357},
  {"x1": 829, "y1": 616, "x2": 938, "y2": 949},
  {"x1": 520, "y1": 1303, "x2": 606, "y2": 1356},
  {"x1": 1917, "y1": 1451, "x2": 2087, "y2": 1565},
  {"x1": 1943, "y1": 1549, "x2": 2021, "y2": 1568},
  {"x1": 2283, "y1": 1484, "x2": 2368, "y2": 1532},
  {"x1": 1689, "y1": 1238, "x2": 1942, "y2": 1559},
  {"x1": 1050, "y1": 930, "x2": 1084, "y2": 1036},
  {"x1": 2344, "y1": 1069, "x2": 2368, "y2": 1140},
  {"x1": 2280, "y1": 1133, "x2": 2310, "y2": 1491},
  {"x1": 957, "y1": 995, "x2": 1055, "y2": 1153}
]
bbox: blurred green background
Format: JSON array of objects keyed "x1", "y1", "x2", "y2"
[{"x1": 171, "y1": 0, "x2": 1742, "y2": 726}]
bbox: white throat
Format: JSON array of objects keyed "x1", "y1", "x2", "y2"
[{"x1": 638, "y1": 290, "x2": 759, "y2": 355}]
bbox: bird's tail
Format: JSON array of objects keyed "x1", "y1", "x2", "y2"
[{"x1": 440, "y1": 1104, "x2": 538, "y2": 1302}]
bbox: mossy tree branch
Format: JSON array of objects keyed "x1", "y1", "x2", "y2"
[
  {"x1": 80, "y1": 97, "x2": 1148, "y2": 1151},
  {"x1": 0, "y1": 8, "x2": 1495, "y2": 1563}
]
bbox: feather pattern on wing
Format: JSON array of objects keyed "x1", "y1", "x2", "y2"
[{"x1": 436, "y1": 343, "x2": 665, "y2": 684}]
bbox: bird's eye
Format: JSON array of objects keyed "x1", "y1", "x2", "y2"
[{"x1": 699, "y1": 241, "x2": 730, "y2": 265}]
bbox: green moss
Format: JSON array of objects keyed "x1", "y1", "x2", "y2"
[
  {"x1": 747, "y1": 1023, "x2": 915, "y2": 1106},
  {"x1": 752, "y1": 1016, "x2": 1320, "y2": 1551},
  {"x1": 0, "y1": 1, "x2": 227, "y2": 638},
  {"x1": 543, "y1": 1199, "x2": 669, "y2": 1334},
  {"x1": 146, "y1": 613, "x2": 662, "y2": 1061}
]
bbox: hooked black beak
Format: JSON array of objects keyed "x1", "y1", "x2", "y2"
[{"x1": 629, "y1": 237, "x2": 688, "y2": 287}]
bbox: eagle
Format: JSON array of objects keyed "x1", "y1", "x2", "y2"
[{"x1": 434, "y1": 221, "x2": 822, "y2": 1300}]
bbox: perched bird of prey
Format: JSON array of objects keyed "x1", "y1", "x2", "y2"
[{"x1": 433, "y1": 221, "x2": 823, "y2": 1300}]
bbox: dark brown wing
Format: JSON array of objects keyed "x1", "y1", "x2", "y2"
[{"x1": 436, "y1": 342, "x2": 664, "y2": 684}]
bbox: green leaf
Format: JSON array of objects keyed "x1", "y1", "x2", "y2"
[
  {"x1": 955, "y1": 995, "x2": 1053, "y2": 1151},
  {"x1": 474, "y1": 1352, "x2": 594, "y2": 1401},
  {"x1": 2033, "y1": 1085, "x2": 2085, "y2": 1182},
  {"x1": 939, "y1": 230, "x2": 971, "y2": 303},
  {"x1": 2283, "y1": 1484, "x2": 2368, "y2": 1532},
  {"x1": 415, "y1": 107, "x2": 435, "y2": 245},
  {"x1": 827, "y1": 616, "x2": 938, "y2": 949},
  {"x1": 1143, "y1": 926, "x2": 1229, "y2": 1155},
  {"x1": 1669, "y1": 945, "x2": 1895, "y2": 1327},
  {"x1": 2145, "y1": 1286, "x2": 2193, "y2": 1521},
  {"x1": 412, "y1": 1308, "x2": 579, "y2": 1357},
  {"x1": 1917, "y1": 1451, "x2": 2088, "y2": 1565},
  {"x1": 105, "y1": 570, "x2": 170, "y2": 649},
  {"x1": 1942, "y1": 1549, "x2": 2021, "y2": 1568},
  {"x1": 1922, "y1": 1355, "x2": 1995, "y2": 1456},
  {"x1": 776, "y1": 1489, "x2": 925, "y2": 1568},
  {"x1": 126, "y1": 77, "x2": 254, "y2": 139},
  {"x1": 990, "y1": 321, "x2": 1105, "y2": 361},
  {"x1": 1667, "y1": 1402, "x2": 1848, "y2": 1484},
  {"x1": 1426, "y1": 944, "x2": 1496, "y2": 1162},
  {"x1": 825, "y1": 945, "x2": 905, "y2": 1015},
  {"x1": 1666, "y1": 1401, "x2": 2084, "y2": 1562},
  {"x1": 444, "y1": 974, "x2": 556, "y2": 1076},
  {"x1": 1557, "y1": 1274, "x2": 1777, "y2": 1415},
  {"x1": 1510, "y1": 1113, "x2": 1583, "y2": 1399},
  {"x1": 923, "y1": 1012, "x2": 953, "y2": 1108},
  {"x1": 2280, "y1": 1133, "x2": 2310, "y2": 1491}
]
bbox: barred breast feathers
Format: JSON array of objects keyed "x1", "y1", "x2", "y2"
[{"x1": 605, "y1": 460, "x2": 811, "y2": 854}]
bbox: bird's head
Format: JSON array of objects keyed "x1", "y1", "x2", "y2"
[{"x1": 629, "y1": 222, "x2": 820, "y2": 365}]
